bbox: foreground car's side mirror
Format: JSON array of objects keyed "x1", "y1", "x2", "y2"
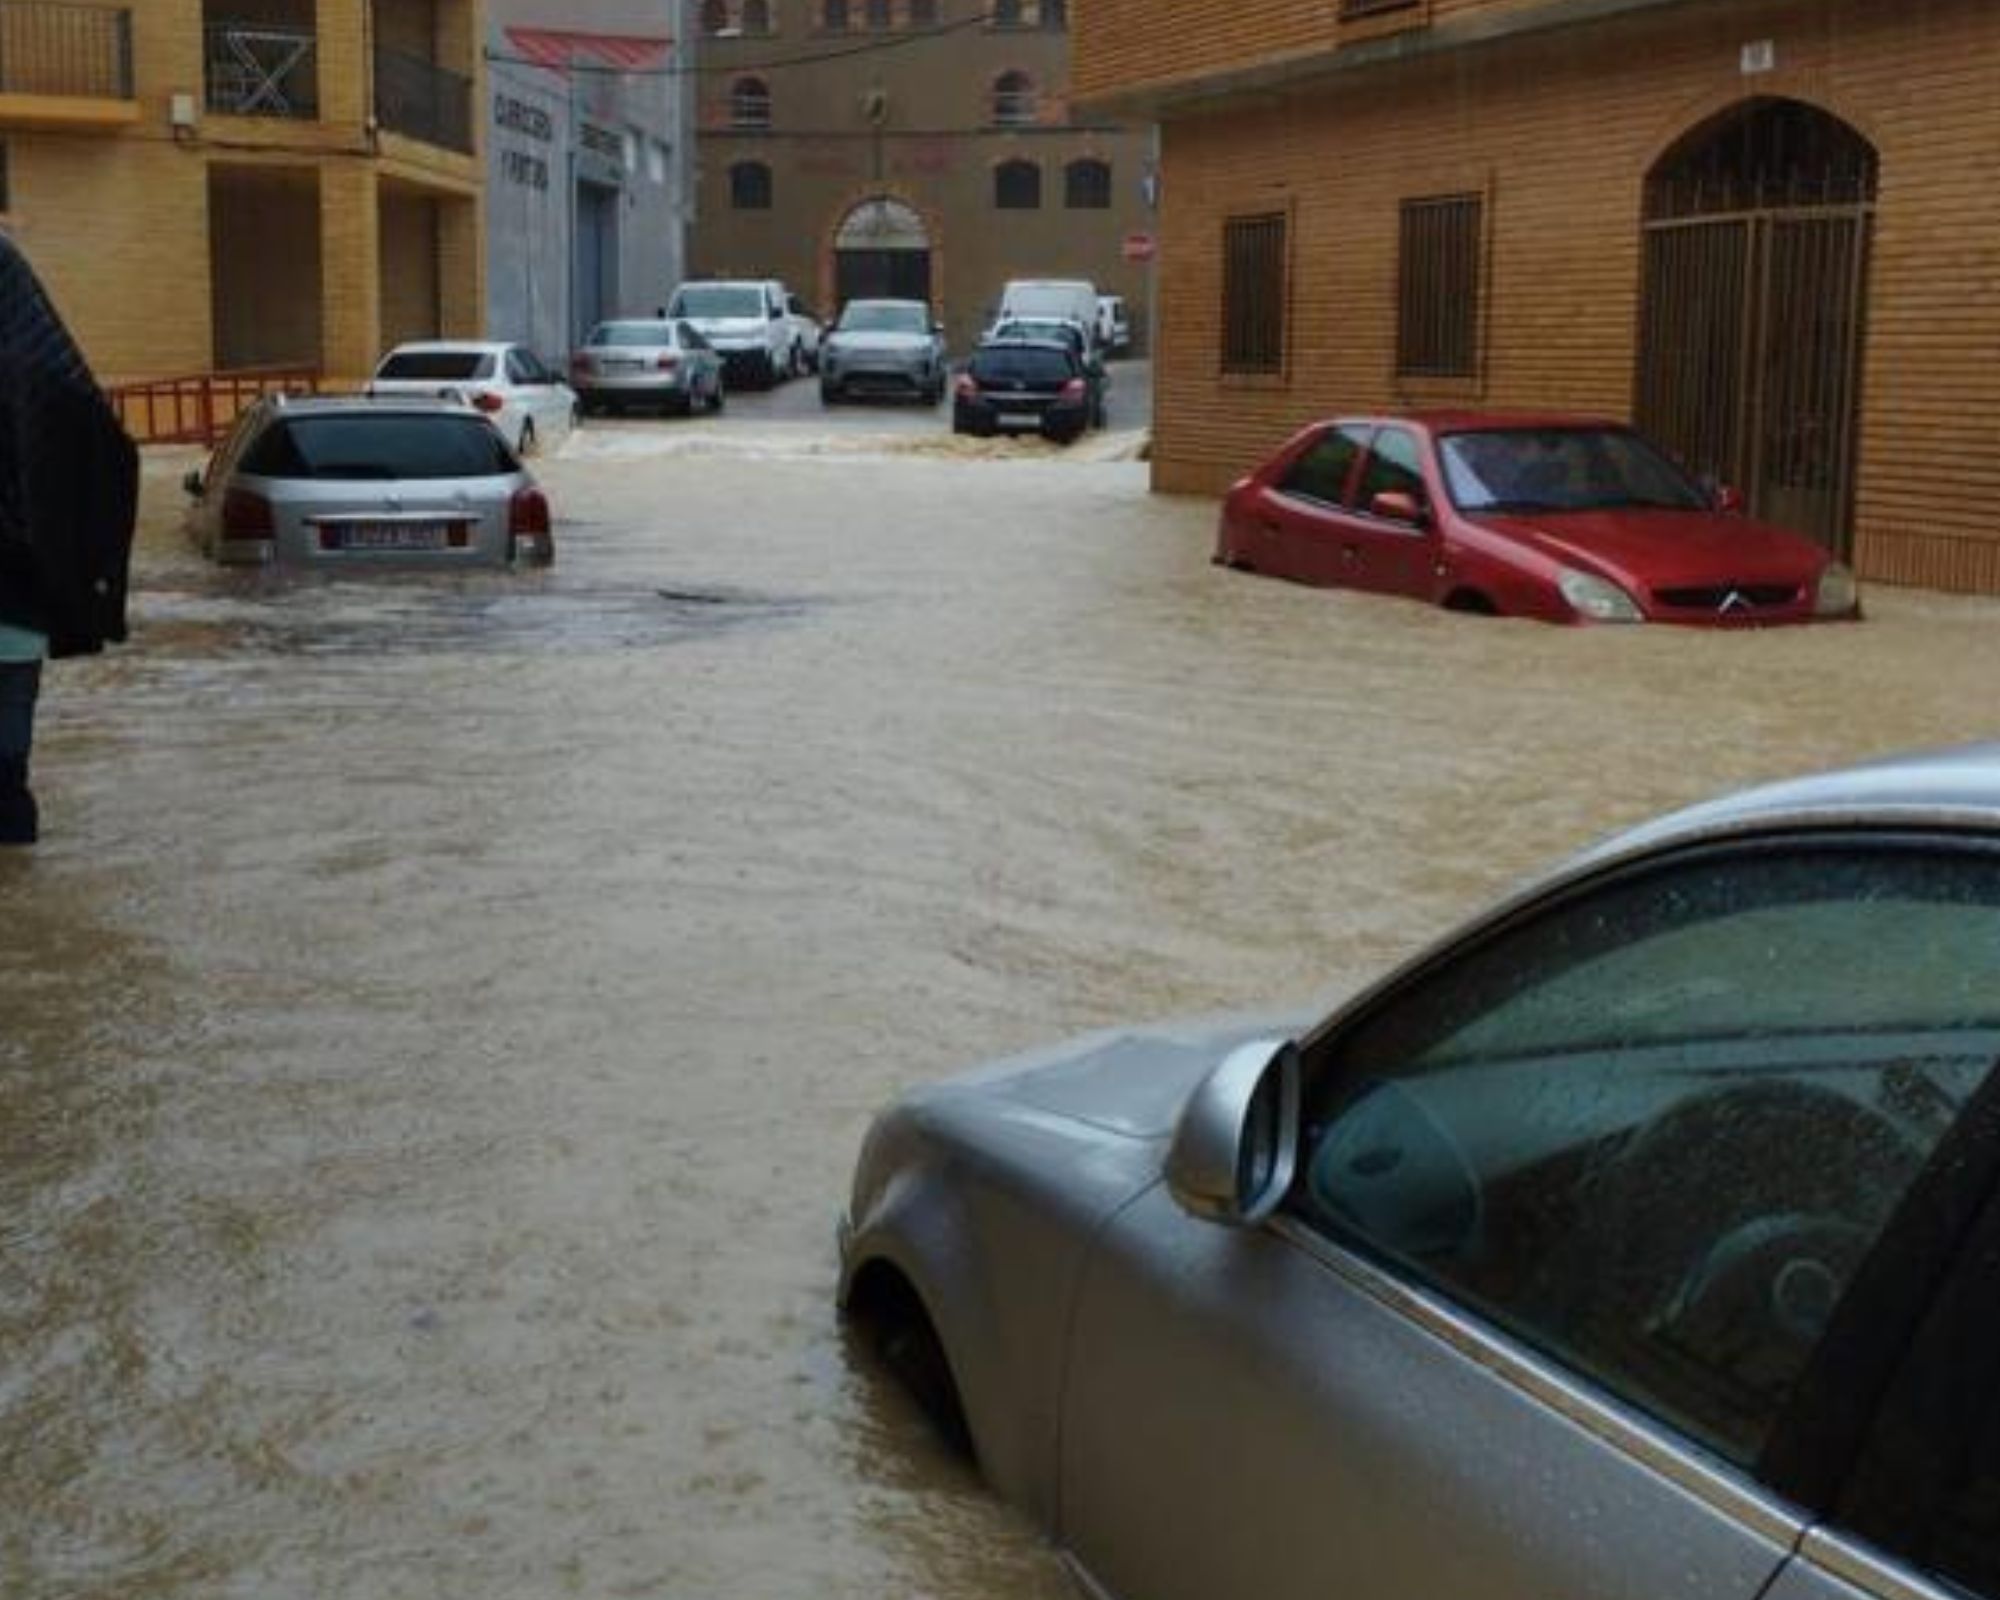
[
  {"x1": 1370, "y1": 491, "x2": 1429, "y2": 528},
  {"x1": 1167, "y1": 1039, "x2": 1301, "y2": 1227}
]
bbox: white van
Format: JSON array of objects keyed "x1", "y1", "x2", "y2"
[
  {"x1": 993, "y1": 279, "x2": 1101, "y2": 346},
  {"x1": 663, "y1": 278, "x2": 800, "y2": 387}
]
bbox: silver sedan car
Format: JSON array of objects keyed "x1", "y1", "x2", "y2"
[
  {"x1": 184, "y1": 395, "x2": 553, "y2": 567},
  {"x1": 819, "y1": 299, "x2": 947, "y2": 404},
  {"x1": 841, "y1": 743, "x2": 2000, "y2": 1600},
  {"x1": 570, "y1": 319, "x2": 725, "y2": 417}
]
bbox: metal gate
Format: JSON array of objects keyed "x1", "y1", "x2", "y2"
[
  {"x1": 832, "y1": 197, "x2": 932, "y2": 312},
  {"x1": 1635, "y1": 99, "x2": 1877, "y2": 556}
]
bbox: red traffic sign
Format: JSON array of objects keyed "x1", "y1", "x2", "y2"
[{"x1": 1121, "y1": 232, "x2": 1157, "y2": 264}]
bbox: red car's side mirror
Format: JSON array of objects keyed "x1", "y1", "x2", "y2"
[
  {"x1": 1714, "y1": 484, "x2": 1745, "y2": 514},
  {"x1": 1370, "y1": 490, "x2": 1429, "y2": 528}
]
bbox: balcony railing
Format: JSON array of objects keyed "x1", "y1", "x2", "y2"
[
  {"x1": 0, "y1": 1, "x2": 133, "y2": 100},
  {"x1": 204, "y1": 23, "x2": 318, "y2": 118},
  {"x1": 374, "y1": 44, "x2": 471, "y2": 154}
]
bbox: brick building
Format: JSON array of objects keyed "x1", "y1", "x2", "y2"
[
  {"x1": 692, "y1": 0, "x2": 1153, "y2": 353},
  {"x1": 0, "y1": 0, "x2": 485, "y2": 387},
  {"x1": 1074, "y1": 0, "x2": 2000, "y2": 594}
]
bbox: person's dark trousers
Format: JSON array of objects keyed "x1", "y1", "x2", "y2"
[{"x1": 0, "y1": 659, "x2": 42, "y2": 845}]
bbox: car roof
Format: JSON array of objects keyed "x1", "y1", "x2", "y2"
[
  {"x1": 381, "y1": 340, "x2": 515, "y2": 356},
  {"x1": 974, "y1": 336, "x2": 1076, "y2": 353},
  {"x1": 1577, "y1": 743, "x2": 2000, "y2": 866}
]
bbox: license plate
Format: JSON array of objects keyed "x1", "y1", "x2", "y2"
[
  {"x1": 335, "y1": 521, "x2": 452, "y2": 551},
  {"x1": 603, "y1": 358, "x2": 643, "y2": 372},
  {"x1": 998, "y1": 411, "x2": 1041, "y2": 428}
]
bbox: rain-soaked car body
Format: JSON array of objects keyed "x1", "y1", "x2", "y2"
[
  {"x1": 840, "y1": 744, "x2": 2000, "y2": 1600},
  {"x1": 184, "y1": 395, "x2": 553, "y2": 568},
  {"x1": 1214, "y1": 412, "x2": 1860, "y2": 625}
]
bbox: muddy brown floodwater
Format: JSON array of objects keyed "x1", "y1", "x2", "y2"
[{"x1": 3, "y1": 424, "x2": 1999, "y2": 1598}]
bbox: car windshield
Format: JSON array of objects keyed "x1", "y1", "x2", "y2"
[
  {"x1": 589, "y1": 323, "x2": 674, "y2": 348},
  {"x1": 1006, "y1": 287, "x2": 1089, "y2": 318},
  {"x1": 1439, "y1": 427, "x2": 1711, "y2": 515},
  {"x1": 241, "y1": 414, "x2": 518, "y2": 481},
  {"x1": 838, "y1": 304, "x2": 928, "y2": 333},
  {"x1": 375, "y1": 350, "x2": 493, "y2": 381},
  {"x1": 669, "y1": 286, "x2": 765, "y2": 319},
  {"x1": 971, "y1": 347, "x2": 1074, "y2": 385}
]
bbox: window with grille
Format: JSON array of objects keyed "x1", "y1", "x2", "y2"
[
  {"x1": 866, "y1": 0, "x2": 892, "y2": 26},
  {"x1": 822, "y1": 0, "x2": 850, "y2": 29},
  {"x1": 992, "y1": 0, "x2": 1025, "y2": 26},
  {"x1": 730, "y1": 76, "x2": 771, "y2": 128},
  {"x1": 1397, "y1": 193, "x2": 1483, "y2": 379},
  {"x1": 910, "y1": 0, "x2": 938, "y2": 21},
  {"x1": 991, "y1": 69, "x2": 1036, "y2": 125},
  {"x1": 742, "y1": 0, "x2": 773, "y2": 31},
  {"x1": 995, "y1": 159, "x2": 1041, "y2": 210},
  {"x1": 700, "y1": 0, "x2": 729, "y2": 34},
  {"x1": 1040, "y1": 0, "x2": 1067, "y2": 27},
  {"x1": 730, "y1": 161, "x2": 773, "y2": 209},
  {"x1": 1222, "y1": 212, "x2": 1288, "y2": 376},
  {"x1": 1065, "y1": 158, "x2": 1111, "y2": 209}
]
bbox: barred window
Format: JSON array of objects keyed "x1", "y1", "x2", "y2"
[
  {"x1": 866, "y1": 0, "x2": 892, "y2": 27},
  {"x1": 700, "y1": 0, "x2": 729, "y2": 34},
  {"x1": 729, "y1": 76, "x2": 771, "y2": 128},
  {"x1": 992, "y1": 0, "x2": 1025, "y2": 25},
  {"x1": 1041, "y1": 0, "x2": 1067, "y2": 27},
  {"x1": 1064, "y1": 158, "x2": 1111, "y2": 209},
  {"x1": 743, "y1": 0, "x2": 772, "y2": 30},
  {"x1": 822, "y1": 0, "x2": 849, "y2": 29},
  {"x1": 995, "y1": 158, "x2": 1041, "y2": 210},
  {"x1": 730, "y1": 160, "x2": 773, "y2": 209},
  {"x1": 1222, "y1": 212, "x2": 1288, "y2": 376},
  {"x1": 1397, "y1": 193, "x2": 1483, "y2": 379},
  {"x1": 991, "y1": 69, "x2": 1036, "y2": 126},
  {"x1": 910, "y1": 0, "x2": 938, "y2": 20}
]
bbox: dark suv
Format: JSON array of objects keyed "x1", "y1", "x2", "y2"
[{"x1": 952, "y1": 340, "x2": 1092, "y2": 444}]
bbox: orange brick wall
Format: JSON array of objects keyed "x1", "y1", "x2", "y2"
[{"x1": 1111, "y1": 0, "x2": 2000, "y2": 593}]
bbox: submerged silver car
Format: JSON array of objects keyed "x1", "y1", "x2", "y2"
[
  {"x1": 819, "y1": 299, "x2": 947, "y2": 404},
  {"x1": 571, "y1": 319, "x2": 725, "y2": 417},
  {"x1": 841, "y1": 743, "x2": 2000, "y2": 1600},
  {"x1": 184, "y1": 395, "x2": 553, "y2": 567}
]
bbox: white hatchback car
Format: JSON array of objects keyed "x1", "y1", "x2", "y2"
[{"x1": 367, "y1": 340, "x2": 578, "y2": 458}]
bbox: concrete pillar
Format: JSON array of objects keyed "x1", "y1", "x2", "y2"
[
  {"x1": 321, "y1": 161, "x2": 382, "y2": 381},
  {"x1": 438, "y1": 192, "x2": 486, "y2": 338},
  {"x1": 316, "y1": 0, "x2": 369, "y2": 132}
]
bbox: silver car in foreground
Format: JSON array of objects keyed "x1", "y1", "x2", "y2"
[
  {"x1": 184, "y1": 395, "x2": 553, "y2": 567},
  {"x1": 819, "y1": 299, "x2": 947, "y2": 404},
  {"x1": 571, "y1": 319, "x2": 724, "y2": 417},
  {"x1": 841, "y1": 743, "x2": 2000, "y2": 1600}
]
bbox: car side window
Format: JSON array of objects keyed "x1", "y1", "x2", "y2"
[
  {"x1": 1278, "y1": 426, "x2": 1368, "y2": 508},
  {"x1": 1291, "y1": 843, "x2": 2000, "y2": 1471},
  {"x1": 506, "y1": 349, "x2": 535, "y2": 385},
  {"x1": 1357, "y1": 427, "x2": 1427, "y2": 513}
]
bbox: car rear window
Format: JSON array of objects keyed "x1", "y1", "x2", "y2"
[
  {"x1": 240, "y1": 414, "x2": 519, "y2": 480},
  {"x1": 589, "y1": 323, "x2": 674, "y2": 348},
  {"x1": 970, "y1": 347, "x2": 1076, "y2": 385},
  {"x1": 375, "y1": 350, "x2": 493, "y2": 381}
]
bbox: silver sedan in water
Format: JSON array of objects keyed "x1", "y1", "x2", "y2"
[
  {"x1": 571, "y1": 319, "x2": 725, "y2": 417},
  {"x1": 184, "y1": 395, "x2": 553, "y2": 567},
  {"x1": 841, "y1": 743, "x2": 2000, "y2": 1600}
]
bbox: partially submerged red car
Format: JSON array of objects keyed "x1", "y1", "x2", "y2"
[{"x1": 1215, "y1": 413, "x2": 1860, "y2": 625}]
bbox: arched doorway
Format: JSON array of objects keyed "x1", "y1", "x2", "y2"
[
  {"x1": 1635, "y1": 98, "x2": 1877, "y2": 554},
  {"x1": 833, "y1": 197, "x2": 932, "y2": 309}
]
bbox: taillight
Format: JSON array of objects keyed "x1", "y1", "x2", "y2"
[
  {"x1": 571, "y1": 354, "x2": 595, "y2": 376},
  {"x1": 509, "y1": 485, "x2": 554, "y2": 565},
  {"x1": 954, "y1": 374, "x2": 978, "y2": 400},
  {"x1": 221, "y1": 487, "x2": 275, "y2": 541},
  {"x1": 1059, "y1": 378, "x2": 1087, "y2": 401},
  {"x1": 656, "y1": 354, "x2": 680, "y2": 371},
  {"x1": 470, "y1": 390, "x2": 505, "y2": 414}
]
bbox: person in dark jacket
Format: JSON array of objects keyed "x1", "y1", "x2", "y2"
[{"x1": 0, "y1": 233, "x2": 139, "y2": 845}]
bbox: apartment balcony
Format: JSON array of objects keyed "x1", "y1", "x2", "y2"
[
  {"x1": 0, "y1": 1, "x2": 137, "y2": 130},
  {"x1": 204, "y1": 22, "x2": 318, "y2": 118},
  {"x1": 374, "y1": 44, "x2": 472, "y2": 155}
]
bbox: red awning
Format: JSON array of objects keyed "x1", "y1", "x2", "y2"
[{"x1": 504, "y1": 27, "x2": 671, "y2": 74}]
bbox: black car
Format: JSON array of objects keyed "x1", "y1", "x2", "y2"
[{"x1": 952, "y1": 340, "x2": 1093, "y2": 443}]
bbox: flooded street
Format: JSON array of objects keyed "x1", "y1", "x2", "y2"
[{"x1": 5, "y1": 424, "x2": 2000, "y2": 1598}]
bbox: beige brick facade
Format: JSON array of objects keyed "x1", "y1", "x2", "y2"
[
  {"x1": 0, "y1": 0, "x2": 487, "y2": 389},
  {"x1": 1073, "y1": 0, "x2": 2000, "y2": 595}
]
